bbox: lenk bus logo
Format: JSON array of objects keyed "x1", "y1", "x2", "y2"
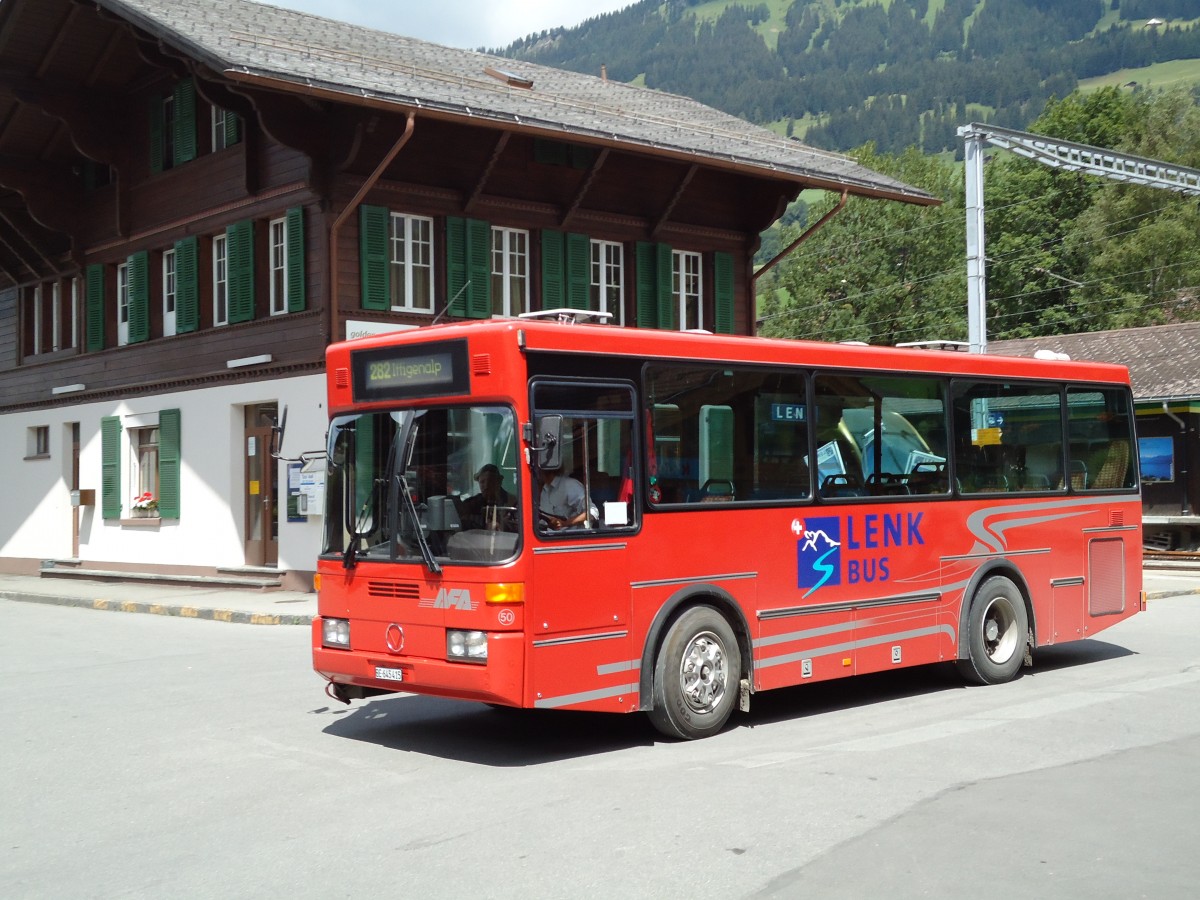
[
  {"x1": 796, "y1": 513, "x2": 926, "y2": 598},
  {"x1": 796, "y1": 517, "x2": 841, "y2": 598}
]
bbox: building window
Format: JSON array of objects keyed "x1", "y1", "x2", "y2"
[
  {"x1": 674, "y1": 250, "x2": 702, "y2": 331},
  {"x1": 269, "y1": 217, "x2": 288, "y2": 316},
  {"x1": 131, "y1": 426, "x2": 160, "y2": 510},
  {"x1": 30, "y1": 284, "x2": 42, "y2": 355},
  {"x1": 162, "y1": 249, "x2": 177, "y2": 337},
  {"x1": 116, "y1": 262, "x2": 130, "y2": 346},
  {"x1": 213, "y1": 234, "x2": 228, "y2": 326},
  {"x1": 491, "y1": 227, "x2": 528, "y2": 317},
  {"x1": 390, "y1": 213, "x2": 434, "y2": 312},
  {"x1": 26, "y1": 426, "x2": 50, "y2": 459},
  {"x1": 591, "y1": 240, "x2": 624, "y2": 323},
  {"x1": 67, "y1": 278, "x2": 79, "y2": 350},
  {"x1": 162, "y1": 94, "x2": 176, "y2": 170},
  {"x1": 211, "y1": 106, "x2": 239, "y2": 151}
]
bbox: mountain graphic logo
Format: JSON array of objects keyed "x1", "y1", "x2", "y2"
[{"x1": 797, "y1": 516, "x2": 841, "y2": 597}]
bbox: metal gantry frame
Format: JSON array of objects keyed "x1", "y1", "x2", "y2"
[{"x1": 957, "y1": 122, "x2": 1200, "y2": 353}]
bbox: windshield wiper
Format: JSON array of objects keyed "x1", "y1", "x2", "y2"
[
  {"x1": 392, "y1": 419, "x2": 441, "y2": 575},
  {"x1": 399, "y1": 473, "x2": 441, "y2": 575}
]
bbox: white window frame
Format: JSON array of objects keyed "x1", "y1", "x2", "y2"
[
  {"x1": 674, "y1": 250, "x2": 703, "y2": 332},
  {"x1": 51, "y1": 282, "x2": 61, "y2": 352},
  {"x1": 123, "y1": 413, "x2": 160, "y2": 514},
  {"x1": 269, "y1": 216, "x2": 288, "y2": 316},
  {"x1": 116, "y1": 262, "x2": 130, "y2": 346},
  {"x1": 490, "y1": 226, "x2": 529, "y2": 318},
  {"x1": 590, "y1": 240, "x2": 624, "y2": 324},
  {"x1": 30, "y1": 284, "x2": 42, "y2": 355},
  {"x1": 389, "y1": 212, "x2": 435, "y2": 313},
  {"x1": 162, "y1": 249, "x2": 177, "y2": 337},
  {"x1": 68, "y1": 277, "x2": 79, "y2": 350},
  {"x1": 213, "y1": 234, "x2": 228, "y2": 326},
  {"x1": 211, "y1": 107, "x2": 230, "y2": 151}
]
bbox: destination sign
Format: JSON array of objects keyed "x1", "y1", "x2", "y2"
[{"x1": 351, "y1": 339, "x2": 470, "y2": 401}]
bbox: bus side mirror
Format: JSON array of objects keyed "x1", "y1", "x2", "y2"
[{"x1": 534, "y1": 415, "x2": 562, "y2": 471}]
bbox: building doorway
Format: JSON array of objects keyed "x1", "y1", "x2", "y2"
[{"x1": 244, "y1": 403, "x2": 278, "y2": 566}]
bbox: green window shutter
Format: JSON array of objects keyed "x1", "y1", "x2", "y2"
[
  {"x1": 174, "y1": 236, "x2": 199, "y2": 333},
  {"x1": 446, "y1": 216, "x2": 468, "y2": 317},
  {"x1": 158, "y1": 408, "x2": 181, "y2": 519},
  {"x1": 566, "y1": 232, "x2": 590, "y2": 310},
  {"x1": 714, "y1": 251, "x2": 735, "y2": 335},
  {"x1": 466, "y1": 218, "x2": 492, "y2": 319},
  {"x1": 359, "y1": 205, "x2": 389, "y2": 311},
  {"x1": 224, "y1": 109, "x2": 240, "y2": 145},
  {"x1": 635, "y1": 242, "x2": 657, "y2": 328},
  {"x1": 173, "y1": 79, "x2": 197, "y2": 164},
  {"x1": 541, "y1": 230, "x2": 565, "y2": 309},
  {"x1": 355, "y1": 414, "x2": 375, "y2": 513},
  {"x1": 657, "y1": 243, "x2": 675, "y2": 330},
  {"x1": 101, "y1": 416, "x2": 122, "y2": 520},
  {"x1": 128, "y1": 251, "x2": 150, "y2": 344},
  {"x1": 86, "y1": 264, "x2": 106, "y2": 351},
  {"x1": 286, "y1": 206, "x2": 306, "y2": 312},
  {"x1": 226, "y1": 219, "x2": 255, "y2": 323},
  {"x1": 148, "y1": 96, "x2": 165, "y2": 174}
]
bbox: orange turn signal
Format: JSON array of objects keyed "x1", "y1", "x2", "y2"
[{"x1": 485, "y1": 583, "x2": 524, "y2": 605}]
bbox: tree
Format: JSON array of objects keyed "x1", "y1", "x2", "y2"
[{"x1": 759, "y1": 145, "x2": 966, "y2": 345}]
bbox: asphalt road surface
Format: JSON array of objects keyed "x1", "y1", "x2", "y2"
[{"x1": 3, "y1": 594, "x2": 1198, "y2": 899}]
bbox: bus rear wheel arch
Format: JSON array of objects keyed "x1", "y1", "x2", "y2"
[
  {"x1": 957, "y1": 575, "x2": 1030, "y2": 686},
  {"x1": 648, "y1": 605, "x2": 743, "y2": 740}
]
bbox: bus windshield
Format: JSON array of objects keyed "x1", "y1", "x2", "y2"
[{"x1": 322, "y1": 404, "x2": 520, "y2": 568}]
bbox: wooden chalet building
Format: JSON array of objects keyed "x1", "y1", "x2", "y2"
[{"x1": 0, "y1": 0, "x2": 934, "y2": 589}]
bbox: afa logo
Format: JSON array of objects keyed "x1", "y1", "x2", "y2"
[{"x1": 796, "y1": 517, "x2": 841, "y2": 598}]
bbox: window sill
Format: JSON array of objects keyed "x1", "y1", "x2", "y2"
[
  {"x1": 119, "y1": 516, "x2": 161, "y2": 527},
  {"x1": 23, "y1": 454, "x2": 50, "y2": 461}
]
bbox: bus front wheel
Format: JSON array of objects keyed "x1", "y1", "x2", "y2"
[
  {"x1": 648, "y1": 606, "x2": 741, "y2": 740},
  {"x1": 957, "y1": 576, "x2": 1029, "y2": 685}
]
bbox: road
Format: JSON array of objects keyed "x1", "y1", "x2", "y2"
[{"x1": 3, "y1": 594, "x2": 1199, "y2": 899}]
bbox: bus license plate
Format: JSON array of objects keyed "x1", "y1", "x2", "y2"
[{"x1": 374, "y1": 666, "x2": 404, "y2": 682}]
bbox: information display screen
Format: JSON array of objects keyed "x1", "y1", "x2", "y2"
[{"x1": 351, "y1": 339, "x2": 470, "y2": 401}]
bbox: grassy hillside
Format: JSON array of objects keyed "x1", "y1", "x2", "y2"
[{"x1": 504, "y1": 0, "x2": 1200, "y2": 153}]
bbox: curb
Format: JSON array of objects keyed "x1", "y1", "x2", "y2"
[
  {"x1": 0, "y1": 591, "x2": 313, "y2": 625},
  {"x1": 1146, "y1": 588, "x2": 1200, "y2": 601}
]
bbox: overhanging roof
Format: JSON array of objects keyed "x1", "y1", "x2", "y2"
[{"x1": 100, "y1": 0, "x2": 936, "y2": 206}]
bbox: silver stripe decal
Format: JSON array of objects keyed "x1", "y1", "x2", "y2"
[
  {"x1": 1082, "y1": 525, "x2": 1138, "y2": 533},
  {"x1": 535, "y1": 683, "x2": 638, "y2": 709},
  {"x1": 631, "y1": 572, "x2": 757, "y2": 590},
  {"x1": 942, "y1": 547, "x2": 1050, "y2": 562},
  {"x1": 966, "y1": 496, "x2": 1128, "y2": 554},
  {"x1": 533, "y1": 630, "x2": 628, "y2": 648},
  {"x1": 533, "y1": 543, "x2": 627, "y2": 555},
  {"x1": 759, "y1": 590, "x2": 942, "y2": 621},
  {"x1": 757, "y1": 625, "x2": 956, "y2": 669},
  {"x1": 597, "y1": 659, "x2": 640, "y2": 676},
  {"x1": 1051, "y1": 576, "x2": 1086, "y2": 588},
  {"x1": 754, "y1": 619, "x2": 857, "y2": 649}
]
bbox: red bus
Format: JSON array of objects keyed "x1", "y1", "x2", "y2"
[{"x1": 312, "y1": 316, "x2": 1144, "y2": 739}]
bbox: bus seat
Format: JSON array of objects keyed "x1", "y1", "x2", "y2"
[
  {"x1": 1089, "y1": 440, "x2": 1130, "y2": 490},
  {"x1": 866, "y1": 472, "x2": 910, "y2": 496},
  {"x1": 820, "y1": 473, "x2": 864, "y2": 498}
]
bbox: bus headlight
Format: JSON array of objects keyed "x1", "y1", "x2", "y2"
[
  {"x1": 322, "y1": 617, "x2": 351, "y2": 649},
  {"x1": 447, "y1": 630, "x2": 488, "y2": 663}
]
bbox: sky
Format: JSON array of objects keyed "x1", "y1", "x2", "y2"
[{"x1": 264, "y1": 1, "x2": 634, "y2": 50}]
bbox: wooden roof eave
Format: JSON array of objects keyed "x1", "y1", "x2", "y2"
[{"x1": 221, "y1": 69, "x2": 940, "y2": 209}]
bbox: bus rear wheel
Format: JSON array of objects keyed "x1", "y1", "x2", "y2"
[
  {"x1": 648, "y1": 606, "x2": 741, "y2": 740},
  {"x1": 957, "y1": 576, "x2": 1029, "y2": 685}
]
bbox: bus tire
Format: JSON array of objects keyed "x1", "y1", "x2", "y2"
[
  {"x1": 648, "y1": 606, "x2": 740, "y2": 740},
  {"x1": 957, "y1": 576, "x2": 1029, "y2": 686}
]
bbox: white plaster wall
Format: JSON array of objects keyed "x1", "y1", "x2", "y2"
[{"x1": 1, "y1": 373, "x2": 327, "y2": 573}]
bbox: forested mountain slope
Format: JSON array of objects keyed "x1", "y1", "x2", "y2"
[{"x1": 499, "y1": 0, "x2": 1200, "y2": 153}]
